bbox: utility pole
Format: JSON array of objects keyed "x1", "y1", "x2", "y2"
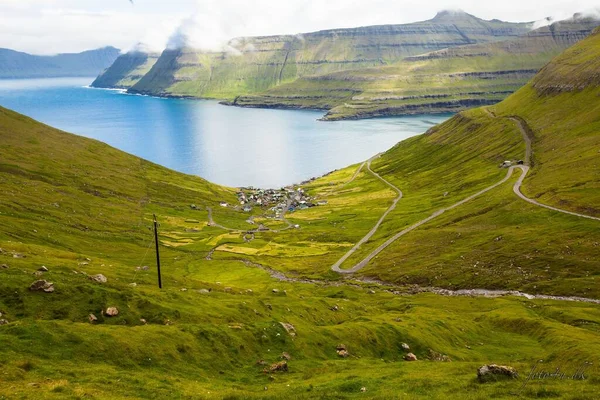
[{"x1": 153, "y1": 214, "x2": 162, "y2": 289}]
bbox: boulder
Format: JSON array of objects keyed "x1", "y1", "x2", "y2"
[
  {"x1": 272, "y1": 289, "x2": 279, "y2": 293},
  {"x1": 105, "y1": 307, "x2": 119, "y2": 317},
  {"x1": 281, "y1": 352, "x2": 291, "y2": 361},
  {"x1": 88, "y1": 314, "x2": 98, "y2": 323},
  {"x1": 89, "y1": 274, "x2": 107, "y2": 283},
  {"x1": 267, "y1": 361, "x2": 288, "y2": 373},
  {"x1": 361, "y1": 387, "x2": 367, "y2": 392},
  {"x1": 477, "y1": 364, "x2": 518, "y2": 382},
  {"x1": 336, "y1": 344, "x2": 347, "y2": 351},
  {"x1": 279, "y1": 322, "x2": 295, "y2": 334},
  {"x1": 404, "y1": 353, "x2": 418, "y2": 361},
  {"x1": 428, "y1": 349, "x2": 451, "y2": 362},
  {"x1": 38, "y1": 266, "x2": 48, "y2": 272},
  {"x1": 0, "y1": 319, "x2": 8, "y2": 325},
  {"x1": 337, "y1": 349, "x2": 349, "y2": 358},
  {"x1": 401, "y1": 343, "x2": 410, "y2": 351},
  {"x1": 0, "y1": 264, "x2": 8, "y2": 269},
  {"x1": 29, "y1": 280, "x2": 55, "y2": 293},
  {"x1": 140, "y1": 318, "x2": 147, "y2": 325},
  {"x1": 198, "y1": 289, "x2": 210, "y2": 294}
]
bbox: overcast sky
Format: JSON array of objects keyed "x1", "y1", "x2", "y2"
[{"x1": 1, "y1": 0, "x2": 598, "y2": 55}]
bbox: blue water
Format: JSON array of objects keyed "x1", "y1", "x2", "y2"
[{"x1": 0, "y1": 77, "x2": 451, "y2": 188}]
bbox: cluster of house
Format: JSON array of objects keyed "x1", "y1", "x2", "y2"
[{"x1": 219, "y1": 186, "x2": 328, "y2": 218}]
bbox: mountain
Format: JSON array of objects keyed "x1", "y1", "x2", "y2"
[
  {"x1": 0, "y1": 46, "x2": 120, "y2": 79},
  {"x1": 91, "y1": 45, "x2": 160, "y2": 89},
  {"x1": 232, "y1": 15, "x2": 600, "y2": 119},
  {"x1": 125, "y1": 11, "x2": 532, "y2": 98},
  {"x1": 1, "y1": 27, "x2": 600, "y2": 398}
]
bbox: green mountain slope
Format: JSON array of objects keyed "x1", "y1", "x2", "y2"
[
  {"x1": 0, "y1": 47, "x2": 120, "y2": 79},
  {"x1": 1, "y1": 28, "x2": 600, "y2": 399},
  {"x1": 232, "y1": 15, "x2": 600, "y2": 120},
  {"x1": 127, "y1": 11, "x2": 532, "y2": 98},
  {"x1": 91, "y1": 47, "x2": 160, "y2": 89}
]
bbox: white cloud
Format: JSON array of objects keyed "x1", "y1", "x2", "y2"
[{"x1": 0, "y1": 0, "x2": 599, "y2": 54}]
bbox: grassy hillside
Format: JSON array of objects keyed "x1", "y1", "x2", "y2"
[
  {"x1": 233, "y1": 16, "x2": 599, "y2": 120},
  {"x1": 127, "y1": 11, "x2": 532, "y2": 98},
  {"x1": 0, "y1": 47, "x2": 120, "y2": 79},
  {"x1": 2, "y1": 27, "x2": 600, "y2": 399},
  {"x1": 91, "y1": 48, "x2": 160, "y2": 89}
]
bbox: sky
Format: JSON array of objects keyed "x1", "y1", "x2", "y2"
[{"x1": 0, "y1": 0, "x2": 599, "y2": 55}]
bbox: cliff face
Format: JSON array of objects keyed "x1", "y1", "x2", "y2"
[
  {"x1": 0, "y1": 47, "x2": 120, "y2": 79},
  {"x1": 127, "y1": 11, "x2": 532, "y2": 97},
  {"x1": 232, "y1": 16, "x2": 600, "y2": 120},
  {"x1": 91, "y1": 50, "x2": 160, "y2": 89}
]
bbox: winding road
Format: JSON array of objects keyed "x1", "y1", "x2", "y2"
[{"x1": 332, "y1": 112, "x2": 600, "y2": 274}]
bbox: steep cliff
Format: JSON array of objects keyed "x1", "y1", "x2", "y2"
[
  {"x1": 232, "y1": 15, "x2": 599, "y2": 119},
  {"x1": 91, "y1": 47, "x2": 160, "y2": 89},
  {"x1": 127, "y1": 11, "x2": 532, "y2": 97}
]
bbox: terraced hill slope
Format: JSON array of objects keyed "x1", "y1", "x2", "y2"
[
  {"x1": 126, "y1": 11, "x2": 532, "y2": 98},
  {"x1": 91, "y1": 47, "x2": 160, "y2": 89},
  {"x1": 0, "y1": 47, "x2": 120, "y2": 79},
  {"x1": 232, "y1": 15, "x2": 600, "y2": 120},
  {"x1": 1, "y1": 27, "x2": 600, "y2": 399}
]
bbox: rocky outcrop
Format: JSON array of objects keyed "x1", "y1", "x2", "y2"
[
  {"x1": 477, "y1": 364, "x2": 518, "y2": 382},
  {"x1": 29, "y1": 280, "x2": 55, "y2": 293}
]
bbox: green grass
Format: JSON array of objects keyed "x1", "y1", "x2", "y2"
[{"x1": 1, "y1": 26, "x2": 600, "y2": 400}]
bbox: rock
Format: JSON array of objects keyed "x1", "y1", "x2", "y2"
[
  {"x1": 85, "y1": 258, "x2": 91, "y2": 262},
  {"x1": 477, "y1": 364, "x2": 518, "y2": 382},
  {"x1": 198, "y1": 289, "x2": 210, "y2": 294},
  {"x1": 29, "y1": 280, "x2": 54, "y2": 293},
  {"x1": 368, "y1": 290, "x2": 376, "y2": 294},
  {"x1": 337, "y1": 349, "x2": 349, "y2": 358},
  {"x1": 331, "y1": 305, "x2": 339, "y2": 311},
  {"x1": 0, "y1": 319, "x2": 8, "y2": 325},
  {"x1": 32, "y1": 271, "x2": 43, "y2": 277},
  {"x1": 256, "y1": 359, "x2": 267, "y2": 366},
  {"x1": 404, "y1": 353, "x2": 418, "y2": 361},
  {"x1": 13, "y1": 253, "x2": 25, "y2": 259},
  {"x1": 267, "y1": 361, "x2": 288, "y2": 373},
  {"x1": 141, "y1": 266, "x2": 149, "y2": 271},
  {"x1": 428, "y1": 349, "x2": 451, "y2": 362},
  {"x1": 361, "y1": 387, "x2": 367, "y2": 392},
  {"x1": 272, "y1": 289, "x2": 279, "y2": 293},
  {"x1": 88, "y1": 314, "x2": 98, "y2": 323},
  {"x1": 129, "y1": 283, "x2": 137, "y2": 287},
  {"x1": 180, "y1": 288, "x2": 188, "y2": 292},
  {"x1": 281, "y1": 352, "x2": 291, "y2": 361},
  {"x1": 279, "y1": 322, "x2": 295, "y2": 334},
  {"x1": 0, "y1": 264, "x2": 8, "y2": 269},
  {"x1": 38, "y1": 266, "x2": 48, "y2": 272},
  {"x1": 266, "y1": 304, "x2": 272, "y2": 310},
  {"x1": 140, "y1": 318, "x2": 147, "y2": 325},
  {"x1": 89, "y1": 274, "x2": 107, "y2": 283},
  {"x1": 336, "y1": 344, "x2": 347, "y2": 351},
  {"x1": 105, "y1": 307, "x2": 119, "y2": 317},
  {"x1": 401, "y1": 343, "x2": 410, "y2": 351},
  {"x1": 164, "y1": 319, "x2": 172, "y2": 326}
]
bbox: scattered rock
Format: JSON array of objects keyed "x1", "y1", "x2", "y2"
[
  {"x1": 105, "y1": 307, "x2": 119, "y2": 317},
  {"x1": 140, "y1": 318, "x2": 147, "y2": 325},
  {"x1": 427, "y1": 349, "x2": 451, "y2": 362},
  {"x1": 361, "y1": 387, "x2": 367, "y2": 393},
  {"x1": 0, "y1": 264, "x2": 8, "y2": 269},
  {"x1": 198, "y1": 289, "x2": 210, "y2": 294},
  {"x1": 89, "y1": 274, "x2": 107, "y2": 283},
  {"x1": 272, "y1": 289, "x2": 279, "y2": 293},
  {"x1": 368, "y1": 290, "x2": 376, "y2": 294},
  {"x1": 281, "y1": 352, "x2": 291, "y2": 361},
  {"x1": 29, "y1": 280, "x2": 54, "y2": 293},
  {"x1": 331, "y1": 305, "x2": 339, "y2": 311},
  {"x1": 477, "y1": 364, "x2": 518, "y2": 382},
  {"x1": 38, "y1": 266, "x2": 48, "y2": 272},
  {"x1": 337, "y1": 349, "x2": 349, "y2": 358},
  {"x1": 32, "y1": 271, "x2": 43, "y2": 277},
  {"x1": 266, "y1": 361, "x2": 288, "y2": 373},
  {"x1": 279, "y1": 322, "x2": 296, "y2": 334},
  {"x1": 0, "y1": 319, "x2": 8, "y2": 325},
  {"x1": 12, "y1": 253, "x2": 26, "y2": 259},
  {"x1": 336, "y1": 344, "x2": 347, "y2": 351},
  {"x1": 404, "y1": 353, "x2": 418, "y2": 361},
  {"x1": 401, "y1": 343, "x2": 410, "y2": 351},
  {"x1": 88, "y1": 314, "x2": 98, "y2": 323}
]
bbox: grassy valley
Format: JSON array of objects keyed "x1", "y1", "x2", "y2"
[{"x1": 1, "y1": 24, "x2": 600, "y2": 400}]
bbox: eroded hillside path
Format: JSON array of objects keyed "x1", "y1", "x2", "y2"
[
  {"x1": 333, "y1": 110, "x2": 600, "y2": 274},
  {"x1": 331, "y1": 154, "x2": 403, "y2": 272}
]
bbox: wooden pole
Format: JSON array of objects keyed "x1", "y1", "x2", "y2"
[{"x1": 153, "y1": 214, "x2": 162, "y2": 289}]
